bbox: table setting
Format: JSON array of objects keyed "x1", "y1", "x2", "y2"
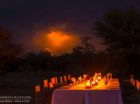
[{"x1": 51, "y1": 73, "x2": 123, "y2": 104}]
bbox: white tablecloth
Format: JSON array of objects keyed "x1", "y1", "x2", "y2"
[{"x1": 51, "y1": 79, "x2": 123, "y2": 104}]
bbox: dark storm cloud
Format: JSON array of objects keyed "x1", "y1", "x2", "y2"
[
  {"x1": 0, "y1": 0, "x2": 140, "y2": 52},
  {"x1": 0, "y1": 0, "x2": 139, "y2": 28}
]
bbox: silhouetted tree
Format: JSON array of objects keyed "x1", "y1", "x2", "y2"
[
  {"x1": 81, "y1": 37, "x2": 95, "y2": 54},
  {"x1": 72, "y1": 46, "x2": 83, "y2": 55},
  {"x1": 93, "y1": 8, "x2": 140, "y2": 75},
  {"x1": 72, "y1": 36, "x2": 95, "y2": 55},
  {"x1": 0, "y1": 27, "x2": 23, "y2": 72}
]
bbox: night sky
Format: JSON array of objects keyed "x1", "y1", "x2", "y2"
[{"x1": 0, "y1": 0, "x2": 140, "y2": 54}]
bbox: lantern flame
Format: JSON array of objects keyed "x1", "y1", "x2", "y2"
[{"x1": 85, "y1": 80, "x2": 91, "y2": 86}]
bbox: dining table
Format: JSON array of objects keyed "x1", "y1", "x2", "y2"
[{"x1": 51, "y1": 78, "x2": 123, "y2": 104}]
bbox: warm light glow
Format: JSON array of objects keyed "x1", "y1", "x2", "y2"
[
  {"x1": 49, "y1": 82, "x2": 54, "y2": 89},
  {"x1": 83, "y1": 74, "x2": 87, "y2": 79},
  {"x1": 43, "y1": 80, "x2": 48, "y2": 88},
  {"x1": 47, "y1": 31, "x2": 70, "y2": 47},
  {"x1": 92, "y1": 81, "x2": 95, "y2": 85},
  {"x1": 51, "y1": 77, "x2": 56, "y2": 84},
  {"x1": 68, "y1": 78, "x2": 120, "y2": 90},
  {"x1": 85, "y1": 80, "x2": 91, "y2": 88},
  {"x1": 96, "y1": 79, "x2": 98, "y2": 82},
  {"x1": 71, "y1": 77, "x2": 76, "y2": 83},
  {"x1": 33, "y1": 29, "x2": 80, "y2": 56},
  {"x1": 98, "y1": 77, "x2": 101, "y2": 80},
  {"x1": 64, "y1": 75, "x2": 67, "y2": 82},
  {"x1": 35, "y1": 85, "x2": 40, "y2": 93},
  {"x1": 78, "y1": 76, "x2": 82, "y2": 82}
]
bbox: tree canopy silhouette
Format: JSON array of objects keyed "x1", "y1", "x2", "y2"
[
  {"x1": 72, "y1": 36, "x2": 95, "y2": 55},
  {"x1": 93, "y1": 8, "x2": 140, "y2": 75},
  {"x1": 0, "y1": 27, "x2": 23, "y2": 71}
]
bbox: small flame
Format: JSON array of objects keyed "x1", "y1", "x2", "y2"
[
  {"x1": 92, "y1": 81, "x2": 95, "y2": 84},
  {"x1": 85, "y1": 80, "x2": 90, "y2": 86}
]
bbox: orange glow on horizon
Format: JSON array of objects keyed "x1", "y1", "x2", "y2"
[
  {"x1": 33, "y1": 29, "x2": 80, "y2": 56},
  {"x1": 47, "y1": 31, "x2": 70, "y2": 47}
]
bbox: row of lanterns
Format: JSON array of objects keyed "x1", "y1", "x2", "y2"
[
  {"x1": 35, "y1": 73, "x2": 113, "y2": 92},
  {"x1": 35, "y1": 74, "x2": 71, "y2": 93},
  {"x1": 34, "y1": 75, "x2": 71, "y2": 104}
]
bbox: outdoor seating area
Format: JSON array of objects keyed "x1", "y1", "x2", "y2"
[{"x1": 34, "y1": 73, "x2": 123, "y2": 104}]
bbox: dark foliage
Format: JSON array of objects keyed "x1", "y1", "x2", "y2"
[{"x1": 93, "y1": 8, "x2": 140, "y2": 76}]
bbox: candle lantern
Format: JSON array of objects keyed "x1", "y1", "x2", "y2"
[
  {"x1": 64, "y1": 75, "x2": 67, "y2": 82},
  {"x1": 94, "y1": 79, "x2": 98, "y2": 85},
  {"x1": 43, "y1": 79, "x2": 48, "y2": 88},
  {"x1": 68, "y1": 74, "x2": 71, "y2": 80},
  {"x1": 78, "y1": 76, "x2": 82, "y2": 82},
  {"x1": 60, "y1": 76, "x2": 63, "y2": 83},
  {"x1": 83, "y1": 74, "x2": 87, "y2": 80},
  {"x1": 51, "y1": 77, "x2": 56, "y2": 84},
  {"x1": 91, "y1": 80, "x2": 95, "y2": 86},
  {"x1": 85, "y1": 80, "x2": 91, "y2": 89},
  {"x1": 35, "y1": 85, "x2": 40, "y2": 93},
  {"x1": 98, "y1": 76, "x2": 101, "y2": 81},
  {"x1": 49, "y1": 82, "x2": 54, "y2": 89},
  {"x1": 71, "y1": 77, "x2": 76, "y2": 85}
]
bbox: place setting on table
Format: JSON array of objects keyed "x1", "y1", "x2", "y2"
[{"x1": 51, "y1": 73, "x2": 123, "y2": 104}]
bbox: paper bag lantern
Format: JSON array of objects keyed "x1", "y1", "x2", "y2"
[
  {"x1": 64, "y1": 75, "x2": 67, "y2": 82},
  {"x1": 68, "y1": 74, "x2": 71, "y2": 80},
  {"x1": 60, "y1": 76, "x2": 63, "y2": 83},
  {"x1": 35, "y1": 85, "x2": 40, "y2": 93},
  {"x1": 49, "y1": 82, "x2": 54, "y2": 89},
  {"x1": 43, "y1": 80, "x2": 48, "y2": 88}
]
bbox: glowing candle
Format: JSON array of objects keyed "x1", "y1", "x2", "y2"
[
  {"x1": 78, "y1": 76, "x2": 82, "y2": 82},
  {"x1": 35, "y1": 85, "x2": 40, "y2": 93},
  {"x1": 43, "y1": 80, "x2": 48, "y2": 88},
  {"x1": 98, "y1": 76, "x2": 101, "y2": 81},
  {"x1": 83, "y1": 74, "x2": 87, "y2": 80},
  {"x1": 96, "y1": 79, "x2": 98, "y2": 83},
  {"x1": 51, "y1": 77, "x2": 56, "y2": 84},
  {"x1": 85, "y1": 80, "x2": 91, "y2": 88},
  {"x1": 91, "y1": 81, "x2": 95, "y2": 86},
  {"x1": 71, "y1": 77, "x2": 76, "y2": 85},
  {"x1": 49, "y1": 82, "x2": 54, "y2": 89}
]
